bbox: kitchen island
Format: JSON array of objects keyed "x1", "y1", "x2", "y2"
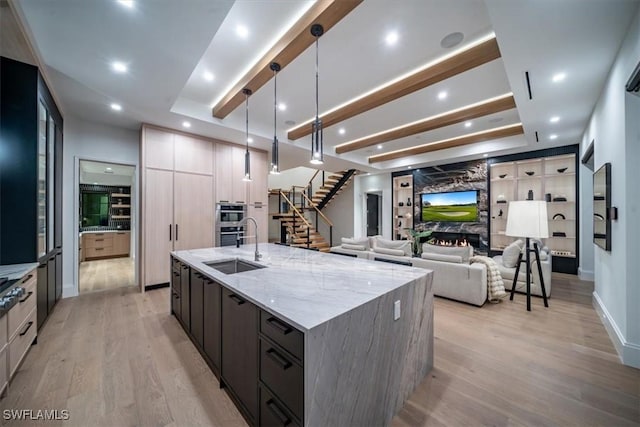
[{"x1": 171, "y1": 243, "x2": 433, "y2": 426}]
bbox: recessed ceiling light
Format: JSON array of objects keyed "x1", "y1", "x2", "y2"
[
  {"x1": 385, "y1": 31, "x2": 399, "y2": 46},
  {"x1": 440, "y1": 32, "x2": 464, "y2": 49},
  {"x1": 549, "y1": 134, "x2": 558, "y2": 140},
  {"x1": 278, "y1": 103, "x2": 287, "y2": 111},
  {"x1": 203, "y1": 71, "x2": 214, "y2": 82},
  {"x1": 105, "y1": 167, "x2": 113, "y2": 171},
  {"x1": 111, "y1": 61, "x2": 128, "y2": 73},
  {"x1": 247, "y1": 137, "x2": 254, "y2": 143},
  {"x1": 407, "y1": 165, "x2": 412, "y2": 169},
  {"x1": 338, "y1": 128, "x2": 346, "y2": 135},
  {"x1": 93, "y1": 182, "x2": 98, "y2": 185},
  {"x1": 550, "y1": 116, "x2": 560, "y2": 123},
  {"x1": 110, "y1": 103, "x2": 122, "y2": 111},
  {"x1": 377, "y1": 144, "x2": 383, "y2": 149},
  {"x1": 236, "y1": 24, "x2": 249, "y2": 39},
  {"x1": 117, "y1": 0, "x2": 133, "y2": 8},
  {"x1": 464, "y1": 121, "x2": 472, "y2": 128},
  {"x1": 182, "y1": 121, "x2": 191, "y2": 128},
  {"x1": 552, "y1": 72, "x2": 566, "y2": 83},
  {"x1": 483, "y1": 153, "x2": 488, "y2": 157},
  {"x1": 437, "y1": 91, "x2": 448, "y2": 100}
]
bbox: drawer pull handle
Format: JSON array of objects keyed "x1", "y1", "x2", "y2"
[
  {"x1": 266, "y1": 399, "x2": 291, "y2": 426},
  {"x1": 19, "y1": 321, "x2": 33, "y2": 337},
  {"x1": 20, "y1": 274, "x2": 33, "y2": 284},
  {"x1": 228, "y1": 294, "x2": 245, "y2": 305},
  {"x1": 266, "y1": 317, "x2": 292, "y2": 335},
  {"x1": 266, "y1": 348, "x2": 292, "y2": 370},
  {"x1": 19, "y1": 291, "x2": 33, "y2": 303},
  {"x1": 96, "y1": 239, "x2": 104, "y2": 242},
  {"x1": 95, "y1": 248, "x2": 104, "y2": 251}
]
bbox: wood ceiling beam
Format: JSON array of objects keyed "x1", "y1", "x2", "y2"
[
  {"x1": 368, "y1": 123, "x2": 524, "y2": 163},
  {"x1": 334, "y1": 94, "x2": 516, "y2": 154},
  {"x1": 211, "y1": 0, "x2": 363, "y2": 119},
  {"x1": 288, "y1": 36, "x2": 501, "y2": 140}
]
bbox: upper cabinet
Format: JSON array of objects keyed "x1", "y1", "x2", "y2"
[
  {"x1": 0, "y1": 57, "x2": 63, "y2": 264},
  {"x1": 489, "y1": 150, "x2": 578, "y2": 274},
  {"x1": 174, "y1": 134, "x2": 213, "y2": 175},
  {"x1": 143, "y1": 127, "x2": 175, "y2": 170}
]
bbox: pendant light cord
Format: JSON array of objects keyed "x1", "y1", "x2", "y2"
[
  {"x1": 274, "y1": 68, "x2": 277, "y2": 137},
  {"x1": 245, "y1": 91, "x2": 249, "y2": 153},
  {"x1": 315, "y1": 35, "x2": 319, "y2": 122}
]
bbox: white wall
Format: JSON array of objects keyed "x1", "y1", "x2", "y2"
[
  {"x1": 580, "y1": 6, "x2": 640, "y2": 368},
  {"x1": 354, "y1": 174, "x2": 392, "y2": 239},
  {"x1": 62, "y1": 116, "x2": 139, "y2": 297},
  {"x1": 319, "y1": 183, "x2": 354, "y2": 245}
]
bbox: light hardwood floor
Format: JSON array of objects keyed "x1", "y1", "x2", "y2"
[
  {"x1": 1, "y1": 274, "x2": 638, "y2": 426},
  {"x1": 79, "y1": 258, "x2": 135, "y2": 293}
]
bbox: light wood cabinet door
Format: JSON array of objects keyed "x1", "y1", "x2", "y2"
[
  {"x1": 174, "y1": 134, "x2": 213, "y2": 175},
  {"x1": 248, "y1": 150, "x2": 268, "y2": 205},
  {"x1": 231, "y1": 145, "x2": 249, "y2": 204},
  {"x1": 113, "y1": 232, "x2": 130, "y2": 256},
  {"x1": 144, "y1": 168, "x2": 174, "y2": 286},
  {"x1": 143, "y1": 127, "x2": 174, "y2": 170},
  {"x1": 215, "y1": 143, "x2": 233, "y2": 203},
  {"x1": 174, "y1": 172, "x2": 214, "y2": 251},
  {"x1": 247, "y1": 205, "x2": 268, "y2": 244}
]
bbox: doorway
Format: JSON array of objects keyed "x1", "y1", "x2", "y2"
[
  {"x1": 78, "y1": 160, "x2": 136, "y2": 293},
  {"x1": 366, "y1": 192, "x2": 382, "y2": 236}
]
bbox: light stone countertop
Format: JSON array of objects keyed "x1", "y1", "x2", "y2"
[
  {"x1": 0, "y1": 262, "x2": 39, "y2": 281},
  {"x1": 172, "y1": 243, "x2": 431, "y2": 332}
]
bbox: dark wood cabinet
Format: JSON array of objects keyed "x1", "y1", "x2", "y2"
[
  {"x1": 190, "y1": 270, "x2": 204, "y2": 349},
  {"x1": 180, "y1": 263, "x2": 190, "y2": 330},
  {"x1": 36, "y1": 263, "x2": 48, "y2": 330},
  {"x1": 260, "y1": 385, "x2": 300, "y2": 427},
  {"x1": 221, "y1": 287, "x2": 259, "y2": 424},
  {"x1": 203, "y1": 277, "x2": 221, "y2": 374},
  {"x1": 170, "y1": 260, "x2": 181, "y2": 321}
]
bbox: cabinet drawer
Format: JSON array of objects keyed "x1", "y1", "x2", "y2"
[
  {"x1": 0, "y1": 315, "x2": 7, "y2": 350},
  {"x1": 260, "y1": 310, "x2": 303, "y2": 361},
  {"x1": 260, "y1": 338, "x2": 303, "y2": 420},
  {"x1": 85, "y1": 246, "x2": 114, "y2": 258},
  {"x1": 9, "y1": 308, "x2": 36, "y2": 379},
  {"x1": 84, "y1": 234, "x2": 114, "y2": 248},
  {"x1": 8, "y1": 276, "x2": 37, "y2": 341},
  {"x1": 260, "y1": 385, "x2": 300, "y2": 427}
]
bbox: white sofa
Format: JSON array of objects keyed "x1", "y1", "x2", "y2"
[
  {"x1": 330, "y1": 238, "x2": 488, "y2": 306},
  {"x1": 492, "y1": 239, "x2": 552, "y2": 297}
]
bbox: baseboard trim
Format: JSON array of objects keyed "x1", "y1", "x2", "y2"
[
  {"x1": 592, "y1": 291, "x2": 640, "y2": 369},
  {"x1": 578, "y1": 267, "x2": 594, "y2": 281},
  {"x1": 145, "y1": 282, "x2": 169, "y2": 291}
]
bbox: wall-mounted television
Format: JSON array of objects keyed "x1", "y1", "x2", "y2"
[{"x1": 420, "y1": 190, "x2": 478, "y2": 222}]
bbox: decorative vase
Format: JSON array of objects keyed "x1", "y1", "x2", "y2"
[
  {"x1": 406, "y1": 198, "x2": 412, "y2": 206},
  {"x1": 527, "y1": 190, "x2": 533, "y2": 200}
]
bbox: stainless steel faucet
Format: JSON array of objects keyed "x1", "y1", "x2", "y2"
[{"x1": 236, "y1": 217, "x2": 262, "y2": 261}]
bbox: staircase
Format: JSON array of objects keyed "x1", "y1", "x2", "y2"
[{"x1": 270, "y1": 169, "x2": 356, "y2": 252}]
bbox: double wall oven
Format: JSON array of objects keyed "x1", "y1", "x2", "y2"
[{"x1": 215, "y1": 203, "x2": 247, "y2": 246}]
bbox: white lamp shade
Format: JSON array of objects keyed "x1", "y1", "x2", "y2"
[{"x1": 505, "y1": 200, "x2": 549, "y2": 239}]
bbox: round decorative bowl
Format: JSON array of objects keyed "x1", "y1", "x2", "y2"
[
  {"x1": 557, "y1": 167, "x2": 568, "y2": 173},
  {"x1": 499, "y1": 174, "x2": 507, "y2": 179},
  {"x1": 525, "y1": 171, "x2": 535, "y2": 176}
]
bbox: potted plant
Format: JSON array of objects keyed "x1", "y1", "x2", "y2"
[{"x1": 408, "y1": 229, "x2": 432, "y2": 256}]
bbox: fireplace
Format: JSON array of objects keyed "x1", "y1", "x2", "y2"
[{"x1": 427, "y1": 232, "x2": 480, "y2": 249}]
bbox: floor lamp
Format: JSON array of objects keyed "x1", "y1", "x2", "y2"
[{"x1": 505, "y1": 200, "x2": 550, "y2": 311}]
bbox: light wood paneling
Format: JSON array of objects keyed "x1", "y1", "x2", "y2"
[
  {"x1": 215, "y1": 144, "x2": 249, "y2": 204},
  {"x1": 174, "y1": 173, "x2": 214, "y2": 251},
  {"x1": 369, "y1": 123, "x2": 524, "y2": 163},
  {"x1": 212, "y1": 0, "x2": 363, "y2": 119},
  {"x1": 174, "y1": 134, "x2": 213, "y2": 175},
  {"x1": 143, "y1": 169, "x2": 173, "y2": 286},
  {"x1": 143, "y1": 127, "x2": 174, "y2": 170},
  {"x1": 248, "y1": 149, "x2": 268, "y2": 205},
  {"x1": 288, "y1": 37, "x2": 502, "y2": 140},
  {"x1": 335, "y1": 94, "x2": 516, "y2": 154},
  {"x1": 246, "y1": 205, "x2": 268, "y2": 244},
  {"x1": 113, "y1": 231, "x2": 130, "y2": 256}
]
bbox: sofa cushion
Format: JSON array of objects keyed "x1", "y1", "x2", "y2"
[
  {"x1": 421, "y1": 243, "x2": 473, "y2": 263},
  {"x1": 341, "y1": 243, "x2": 366, "y2": 251},
  {"x1": 373, "y1": 237, "x2": 412, "y2": 256},
  {"x1": 341, "y1": 237, "x2": 370, "y2": 250},
  {"x1": 502, "y1": 240, "x2": 523, "y2": 268},
  {"x1": 421, "y1": 252, "x2": 463, "y2": 263},
  {"x1": 373, "y1": 247, "x2": 406, "y2": 257}
]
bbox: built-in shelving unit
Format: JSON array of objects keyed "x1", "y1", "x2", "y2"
[
  {"x1": 392, "y1": 174, "x2": 414, "y2": 240},
  {"x1": 489, "y1": 152, "x2": 578, "y2": 273}
]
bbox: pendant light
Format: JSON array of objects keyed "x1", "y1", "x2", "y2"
[
  {"x1": 310, "y1": 24, "x2": 324, "y2": 165},
  {"x1": 270, "y1": 62, "x2": 281, "y2": 175},
  {"x1": 242, "y1": 88, "x2": 252, "y2": 182}
]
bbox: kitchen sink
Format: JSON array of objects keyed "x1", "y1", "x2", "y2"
[{"x1": 204, "y1": 258, "x2": 265, "y2": 275}]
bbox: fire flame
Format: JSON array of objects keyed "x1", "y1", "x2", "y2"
[{"x1": 434, "y1": 238, "x2": 469, "y2": 247}]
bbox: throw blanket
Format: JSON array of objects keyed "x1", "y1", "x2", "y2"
[{"x1": 470, "y1": 256, "x2": 508, "y2": 303}]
